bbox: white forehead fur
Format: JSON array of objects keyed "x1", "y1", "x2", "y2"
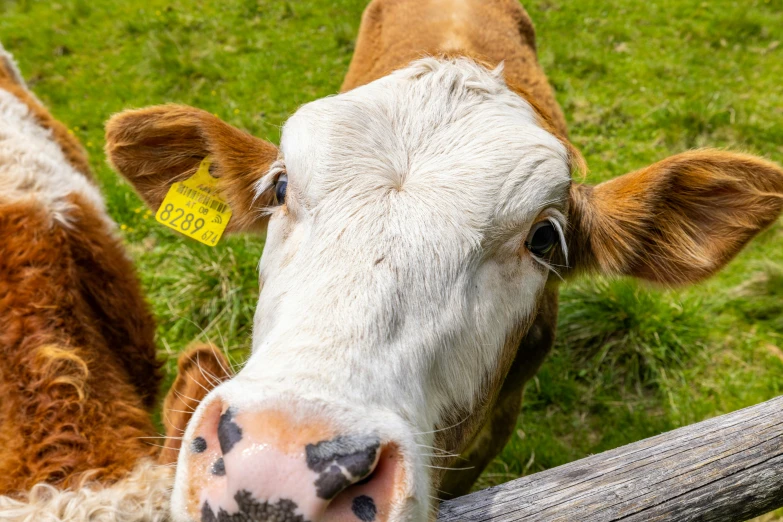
[
  {"x1": 181, "y1": 58, "x2": 571, "y2": 519},
  {"x1": 0, "y1": 44, "x2": 106, "y2": 225},
  {"x1": 247, "y1": 57, "x2": 571, "y2": 411},
  {"x1": 244, "y1": 57, "x2": 572, "y2": 420}
]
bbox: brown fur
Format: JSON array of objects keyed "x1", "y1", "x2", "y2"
[
  {"x1": 0, "y1": 55, "x2": 91, "y2": 178},
  {"x1": 159, "y1": 345, "x2": 233, "y2": 466},
  {"x1": 0, "y1": 52, "x2": 166, "y2": 499},
  {"x1": 0, "y1": 50, "x2": 251, "y2": 508},
  {"x1": 568, "y1": 150, "x2": 783, "y2": 285},
  {"x1": 64, "y1": 193, "x2": 162, "y2": 408},
  {"x1": 105, "y1": 104, "x2": 279, "y2": 234},
  {"x1": 0, "y1": 197, "x2": 159, "y2": 494},
  {"x1": 342, "y1": 0, "x2": 567, "y2": 134}
]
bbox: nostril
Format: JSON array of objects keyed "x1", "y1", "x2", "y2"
[
  {"x1": 305, "y1": 434, "x2": 381, "y2": 500},
  {"x1": 323, "y1": 443, "x2": 404, "y2": 522}
]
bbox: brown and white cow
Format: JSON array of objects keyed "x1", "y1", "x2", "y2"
[
  {"x1": 0, "y1": 43, "x2": 233, "y2": 521},
  {"x1": 105, "y1": 1, "x2": 783, "y2": 521}
]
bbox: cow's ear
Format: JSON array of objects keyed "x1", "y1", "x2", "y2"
[
  {"x1": 105, "y1": 104, "x2": 278, "y2": 233},
  {"x1": 567, "y1": 150, "x2": 783, "y2": 285},
  {"x1": 159, "y1": 344, "x2": 233, "y2": 466}
]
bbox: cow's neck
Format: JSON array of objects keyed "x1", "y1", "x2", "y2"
[{"x1": 341, "y1": 0, "x2": 568, "y2": 135}]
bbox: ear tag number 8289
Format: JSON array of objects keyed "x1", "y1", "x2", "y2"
[{"x1": 155, "y1": 157, "x2": 232, "y2": 246}]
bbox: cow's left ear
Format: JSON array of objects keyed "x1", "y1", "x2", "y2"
[
  {"x1": 105, "y1": 104, "x2": 279, "y2": 233},
  {"x1": 567, "y1": 150, "x2": 783, "y2": 285}
]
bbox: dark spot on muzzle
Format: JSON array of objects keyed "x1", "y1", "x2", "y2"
[
  {"x1": 306, "y1": 435, "x2": 380, "y2": 475},
  {"x1": 202, "y1": 491, "x2": 307, "y2": 522},
  {"x1": 191, "y1": 436, "x2": 208, "y2": 453},
  {"x1": 212, "y1": 458, "x2": 226, "y2": 476},
  {"x1": 306, "y1": 435, "x2": 380, "y2": 500},
  {"x1": 202, "y1": 501, "x2": 218, "y2": 522},
  {"x1": 217, "y1": 407, "x2": 243, "y2": 455},
  {"x1": 352, "y1": 495, "x2": 377, "y2": 522},
  {"x1": 314, "y1": 464, "x2": 351, "y2": 500}
]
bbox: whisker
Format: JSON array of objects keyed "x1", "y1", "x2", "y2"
[
  {"x1": 534, "y1": 256, "x2": 565, "y2": 281},
  {"x1": 168, "y1": 408, "x2": 198, "y2": 415},
  {"x1": 194, "y1": 353, "x2": 221, "y2": 388},
  {"x1": 414, "y1": 415, "x2": 470, "y2": 436},
  {"x1": 162, "y1": 408, "x2": 186, "y2": 435},
  {"x1": 141, "y1": 442, "x2": 173, "y2": 450},
  {"x1": 418, "y1": 453, "x2": 461, "y2": 458},
  {"x1": 190, "y1": 361, "x2": 216, "y2": 395},
  {"x1": 212, "y1": 323, "x2": 230, "y2": 370},
  {"x1": 415, "y1": 443, "x2": 455, "y2": 453},
  {"x1": 164, "y1": 309, "x2": 243, "y2": 378},
  {"x1": 173, "y1": 390, "x2": 200, "y2": 407},
  {"x1": 212, "y1": 343, "x2": 235, "y2": 379}
]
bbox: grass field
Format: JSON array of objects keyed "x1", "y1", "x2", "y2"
[{"x1": 2, "y1": 0, "x2": 782, "y2": 514}]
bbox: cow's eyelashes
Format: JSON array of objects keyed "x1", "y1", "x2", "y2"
[
  {"x1": 525, "y1": 220, "x2": 559, "y2": 258},
  {"x1": 274, "y1": 174, "x2": 288, "y2": 205}
]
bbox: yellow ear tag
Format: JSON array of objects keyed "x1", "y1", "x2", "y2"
[{"x1": 155, "y1": 157, "x2": 232, "y2": 246}]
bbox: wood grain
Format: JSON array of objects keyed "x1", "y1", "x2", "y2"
[{"x1": 438, "y1": 395, "x2": 783, "y2": 521}]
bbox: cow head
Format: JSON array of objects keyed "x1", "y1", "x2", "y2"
[{"x1": 106, "y1": 58, "x2": 783, "y2": 522}]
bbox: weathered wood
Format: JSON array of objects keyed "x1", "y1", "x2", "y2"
[{"x1": 438, "y1": 395, "x2": 783, "y2": 521}]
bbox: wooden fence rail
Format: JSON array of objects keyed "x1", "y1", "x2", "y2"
[{"x1": 438, "y1": 395, "x2": 783, "y2": 521}]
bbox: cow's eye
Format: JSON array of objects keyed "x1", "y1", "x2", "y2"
[
  {"x1": 526, "y1": 220, "x2": 558, "y2": 257},
  {"x1": 274, "y1": 174, "x2": 288, "y2": 204}
]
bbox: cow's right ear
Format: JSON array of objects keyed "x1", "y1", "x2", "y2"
[
  {"x1": 158, "y1": 344, "x2": 234, "y2": 466},
  {"x1": 105, "y1": 104, "x2": 279, "y2": 233},
  {"x1": 566, "y1": 150, "x2": 783, "y2": 285}
]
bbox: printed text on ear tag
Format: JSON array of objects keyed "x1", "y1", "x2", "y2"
[{"x1": 155, "y1": 157, "x2": 232, "y2": 246}]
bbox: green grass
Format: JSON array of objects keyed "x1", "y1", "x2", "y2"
[{"x1": 2, "y1": 0, "x2": 782, "y2": 515}]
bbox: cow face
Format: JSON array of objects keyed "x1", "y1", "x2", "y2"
[{"x1": 107, "y1": 58, "x2": 783, "y2": 522}]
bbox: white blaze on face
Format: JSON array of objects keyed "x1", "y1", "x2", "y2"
[
  {"x1": 192, "y1": 58, "x2": 571, "y2": 519},
  {"x1": 246, "y1": 57, "x2": 570, "y2": 413}
]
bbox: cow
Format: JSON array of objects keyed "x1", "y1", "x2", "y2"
[
  {"x1": 0, "y1": 43, "x2": 232, "y2": 521},
  {"x1": 104, "y1": 1, "x2": 783, "y2": 521}
]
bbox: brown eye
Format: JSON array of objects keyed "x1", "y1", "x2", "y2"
[
  {"x1": 526, "y1": 221, "x2": 558, "y2": 257},
  {"x1": 274, "y1": 174, "x2": 288, "y2": 204}
]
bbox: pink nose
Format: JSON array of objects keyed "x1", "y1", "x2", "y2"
[{"x1": 184, "y1": 402, "x2": 405, "y2": 522}]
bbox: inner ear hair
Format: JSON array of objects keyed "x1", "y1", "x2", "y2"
[{"x1": 567, "y1": 149, "x2": 783, "y2": 286}]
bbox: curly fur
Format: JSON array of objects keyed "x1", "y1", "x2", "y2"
[
  {"x1": 0, "y1": 460, "x2": 172, "y2": 522},
  {"x1": 0, "y1": 197, "x2": 161, "y2": 492}
]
